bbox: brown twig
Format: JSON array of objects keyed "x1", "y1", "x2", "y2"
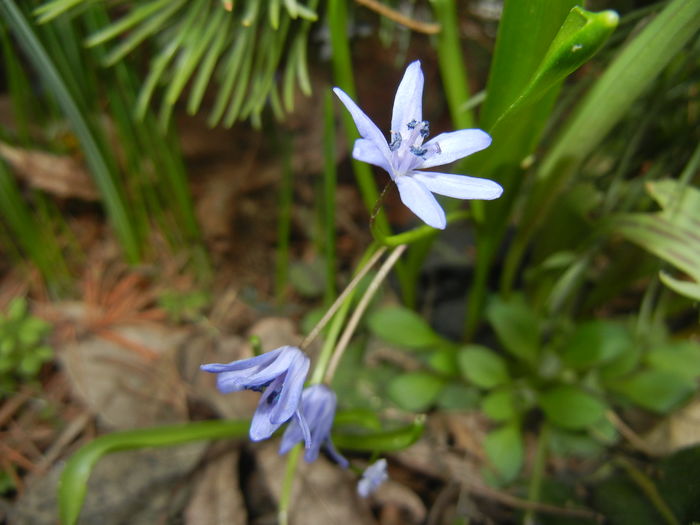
[
  {"x1": 355, "y1": 0, "x2": 441, "y2": 34},
  {"x1": 606, "y1": 410, "x2": 658, "y2": 457}
]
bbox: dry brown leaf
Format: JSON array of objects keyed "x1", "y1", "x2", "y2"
[
  {"x1": 643, "y1": 397, "x2": 700, "y2": 455},
  {"x1": 255, "y1": 441, "x2": 378, "y2": 525},
  {"x1": 0, "y1": 141, "x2": 98, "y2": 200},
  {"x1": 185, "y1": 446, "x2": 246, "y2": 525},
  {"x1": 60, "y1": 323, "x2": 189, "y2": 430}
]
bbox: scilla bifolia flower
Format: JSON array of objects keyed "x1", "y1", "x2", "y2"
[
  {"x1": 357, "y1": 458, "x2": 389, "y2": 497},
  {"x1": 201, "y1": 346, "x2": 311, "y2": 443},
  {"x1": 279, "y1": 384, "x2": 349, "y2": 468},
  {"x1": 333, "y1": 60, "x2": 503, "y2": 229}
]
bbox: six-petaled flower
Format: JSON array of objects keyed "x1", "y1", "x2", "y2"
[
  {"x1": 333, "y1": 60, "x2": 503, "y2": 229},
  {"x1": 357, "y1": 458, "x2": 389, "y2": 497},
  {"x1": 279, "y1": 384, "x2": 348, "y2": 468},
  {"x1": 201, "y1": 346, "x2": 311, "y2": 443}
]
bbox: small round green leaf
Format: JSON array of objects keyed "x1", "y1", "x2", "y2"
[
  {"x1": 387, "y1": 372, "x2": 445, "y2": 412},
  {"x1": 538, "y1": 386, "x2": 607, "y2": 429},
  {"x1": 481, "y1": 387, "x2": 518, "y2": 422},
  {"x1": 612, "y1": 370, "x2": 694, "y2": 414},
  {"x1": 458, "y1": 345, "x2": 510, "y2": 389},
  {"x1": 367, "y1": 306, "x2": 442, "y2": 350},
  {"x1": 484, "y1": 422, "x2": 523, "y2": 482},
  {"x1": 562, "y1": 320, "x2": 632, "y2": 369}
]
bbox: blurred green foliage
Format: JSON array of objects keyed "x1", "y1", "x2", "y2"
[{"x1": 0, "y1": 297, "x2": 53, "y2": 396}]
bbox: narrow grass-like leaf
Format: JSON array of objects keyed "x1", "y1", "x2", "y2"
[
  {"x1": 165, "y1": 1, "x2": 223, "y2": 108},
  {"x1": 429, "y1": 0, "x2": 473, "y2": 129},
  {"x1": 328, "y1": 0, "x2": 388, "y2": 234},
  {"x1": 84, "y1": 0, "x2": 171, "y2": 47},
  {"x1": 187, "y1": 11, "x2": 232, "y2": 114},
  {"x1": 322, "y1": 91, "x2": 337, "y2": 305},
  {"x1": 275, "y1": 137, "x2": 294, "y2": 302},
  {"x1": 34, "y1": 0, "x2": 90, "y2": 23},
  {"x1": 101, "y1": 0, "x2": 185, "y2": 66},
  {"x1": 58, "y1": 421, "x2": 248, "y2": 525},
  {"x1": 208, "y1": 22, "x2": 254, "y2": 126},
  {"x1": 1, "y1": 0, "x2": 140, "y2": 261}
]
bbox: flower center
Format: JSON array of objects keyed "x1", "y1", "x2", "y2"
[{"x1": 392, "y1": 119, "x2": 440, "y2": 175}]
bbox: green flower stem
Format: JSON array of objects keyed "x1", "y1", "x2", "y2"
[
  {"x1": 58, "y1": 420, "x2": 249, "y2": 525},
  {"x1": 301, "y1": 244, "x2": 386, "y2": 354},
  {"x1": 524, "y1": 423, "x2": 550, "y2": 525},
  {"x1": 429, "y1": 0, "x2": 474, "y2": 130},
  {"x1": 324, "y1": 244, "x2": 407, "y2": 383},
  {"x1": 616, "y1": 457, "x2": 680, "y2": 525},
  {"x1": 371, "y1": 210, "x2": 471, "y2": 247},
  {"x1": 327, "y1": 0, "x2": 389, "y2": 235},
  {"x1": 278, "y1": 443, "x2": 302, "y2": 525}
]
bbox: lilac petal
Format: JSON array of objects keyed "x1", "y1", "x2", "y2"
[
  {"x1": 395, "y1": 176, "x2": 446, "y2": 229},
  {"x1": 412, "y1": 172, "x2": 503, "y2": 200},
  {"x1": 333, "y1": 87, "x2": 391, "y2": 164},
  {"x1": 357, "y1": 459, "x2": 388, "y2": 497},
  {"x1": 324, "y1": 439, "x2": 349, "y2": 469},
  {"x1": 203, "y1": 347, "x2": 300, "y2": 393},
  {"x1": 249, "y1": 374, "x2": 288, "y2": 441},
  {"x1": 420, "y1": 129, "x2": 492, "y2": 169},
  {"x1": 278, "y1": 411, "x2": 309, "y2": 454},
  {"x1": 353, "y1": 138, "x2": 392, "y2": 175},
  {"x1": 269, "y1": 353, "x2": 310, "y2": 424},
  {"x1": 391, "y1": 61, "x2": 424, "y2": 135}
]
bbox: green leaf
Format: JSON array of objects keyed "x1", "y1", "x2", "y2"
[
  {"x1": 58, "y1": 421, "x2": 249, "y2": 525},
  {"x1": 538, "y1": 386, "x2": 607, "y2": 430},
  {"x1": 458, "y1": 345, "x2": 510, "y2": 389},
  {"x1": 333, "y1": 417, "x2": 425, "y2": 452},
  {"x1": 436, "y1": 382, "x2": 480, "y2": 410},
  {"x1": 367, "y1": 306, "x2": 443, "y2": 350},
  {"x1": 486, "y1": 295, "x2": 540, "y2": 365},
  {"x1": 612, "y1": 370, "x2": 695, "y2": 414},
  {"x1": 562, "y1": 320, "x2": 632, "y2": 369},
  {"x1": 646, "y1": 341, "x2": 700, "y2": 381},
  {"x1": 484, "y1": 422, "x2": 524, "y2": 482},
  {"x1": 491, "y1": 7, "x2": 619, "y2": 130},
  {"x1": 507, "y1": 0, "x2": 700, "y2": 289},
  {"x1": 481, "y1": 387, "x2": 518, "y2": 422},
  {"x1": 427, "y1": 348, "x2": 459, "y2": 376},
  {"x1": 387, "y1": 372, "x2": 445, "y2": 412}
]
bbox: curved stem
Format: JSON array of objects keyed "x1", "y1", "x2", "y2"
[
  {"x1": 300, "y1": 244, "x2": 386, "y2": 350},
  {"x1": 324, "y1": 244, "x2": 407, "y2": 383}
]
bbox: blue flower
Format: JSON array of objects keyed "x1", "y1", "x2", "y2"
[
  {"x1": 201, "y1": 346, "x2": 310, "y2": 442},
  {"x1": 357, "y1": 458, "x2": 388, "y2": 497},
  {"x1": 333, "y1": 60, "x2": 503, "y2": 229},
  {"x1": 279, "y1": 384, "x2": 348, "y2": 468}
]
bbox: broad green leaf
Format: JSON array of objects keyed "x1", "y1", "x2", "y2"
[
  {"x1": 458, "y1": 345, "x2": 510, "y2": 389},
  {"x1": 506, "y1": 0, "x2": 700, "y2": 289},
  {"x1": 334, "y1": 417, "x2": 425, "y2": 452},
  {"x1": 59, "y1": 421, "x2": 249, "y2": 525},
  {"x1": 486, "y1": 295, "x2": 540, "y2": 365},
  {"x1": 481, "y1": 387, "x2": 518, "y2": 422},
  {"x1": 367, "y1": 306, "x2": 443, "y2": 350},
  {"x1": 538, "y1": 386, "x2": 607, "y2": 430},
  {"x1": 387, "y1": 372, "x2": 445, "y2": 412},
  {"x1": 646, "y1": 341, "x2": 700, "y2": 381},
  {"x1": 436, "y1": 382, "x2": 480, "y2": 410},
  {"x1": 491, "y1": 7, "x2": 619, "y2": 130},
  {"x1": 659, "y1": 272, "x2": 700, "y2": 302},
  {"x1": 480, "y1": 0, "x2": 578, "y2": 130},
  {"x1": 562, "y1": 320, "x2": 632, "y2": 369},
  {"x1": 484, "y1": 422, "x2": 524, "y2": 482},
  {"x1": 427, "y1": 348, "x2": 459, "y2": 376},
  {"x1": 612, "y1": 213, "x2": 700, "y2": 282},
  {"x1": 612, "y1": 370, "x2": 695, "y2": 414}
]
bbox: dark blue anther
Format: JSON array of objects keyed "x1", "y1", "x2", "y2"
[
  {"x1": 410, "y1": 145, "x2": 427, "y2": 157},
  {"x1": 389, "y1": 131, "x2": 402, "y2": 152},
  {"x1": 407, "y1": 120, "x2": 418, "y2": 130},
  {"x1": 420, "y1": 121, "x2": 430, "y2": 138}
]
